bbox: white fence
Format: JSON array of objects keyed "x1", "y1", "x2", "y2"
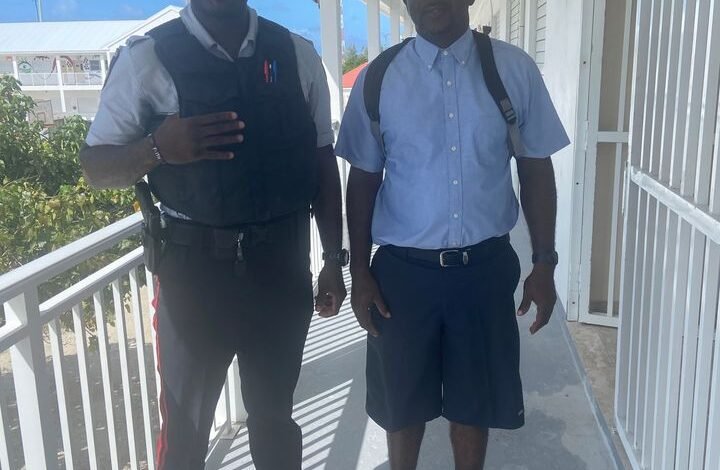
[
  {"x1": 0, "y1": 209, "x2": 328, "y2": 469},
  {"x1": 615, "y1": 0, "x2": 720, "y2": 468}
]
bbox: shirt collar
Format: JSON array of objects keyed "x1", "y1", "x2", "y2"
[
  {"x1": 414, "y1": 28, "x2": 474, "y2": 70},
  {"x1": 180, "y1": 5, "x2": 259, "y2": 60}
]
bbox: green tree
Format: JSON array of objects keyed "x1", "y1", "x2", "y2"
[
  {"x1": 0, "y1": 75, "x2": 137, "y2": 333},
  {"x1": 343, "y1": 45, "x2": 368, "y2": 73}
]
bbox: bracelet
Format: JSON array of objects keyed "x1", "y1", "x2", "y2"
[{"x1": 149, "y1": 134, "x2": 166, "y2": 165}]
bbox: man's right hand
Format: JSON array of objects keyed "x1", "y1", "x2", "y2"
[
  {"x1": 153, "y1": 112, "x2": 245, "y2": 165},
  {"x1": 350, "y1": 268, "x2": 391, "y2": 337}
]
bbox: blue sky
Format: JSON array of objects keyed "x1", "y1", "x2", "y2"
[{"x1": 0, "y1": 0, "x2": 393, "y2": 51}]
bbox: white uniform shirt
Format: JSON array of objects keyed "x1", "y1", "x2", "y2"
[{"x1": 86, "y1": 6, "x2": 334, "y2": 149}]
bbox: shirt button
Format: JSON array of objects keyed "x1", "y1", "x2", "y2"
[
  {"x1": 451, "y1": 145, "x2": 457, "y2": 152},
  {"x1": 447, "y1": 80, "x2": 453, "y2": 87},
  {"x1": 453, "y1": 213, "x2": 459, "y2": 219},
  {"x1": 449, "y1": 112, "x2": 455, "y2": 119},
  {"x1": 453, "y1": 179, "x2": 459, "y2": 185},
  {"x1": 443, "y1": 50, "x2": 449, "y2": 56}
]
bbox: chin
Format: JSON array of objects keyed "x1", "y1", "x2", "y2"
[{"x1": 195, "y1": 0, "x2": 248, "y2": 18}]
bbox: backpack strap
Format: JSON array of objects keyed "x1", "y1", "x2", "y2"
[
  {"x1": 473, "y1": 31, "x2": 525, "y2": 157},
  {"x1": 363, "y1": 38, "x2": 413, "y2": 153}
]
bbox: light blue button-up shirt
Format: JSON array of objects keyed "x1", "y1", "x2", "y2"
[{"x1": 335, "y1": 29, "x2": 570, "y2": 250}]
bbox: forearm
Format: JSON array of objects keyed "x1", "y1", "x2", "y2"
[
  {"x1": 347, "y1": 167, "x2": 382, "y2": 274},
  {"x1": 79, "y1": 137, "x2": 159, "y2": 189},
  {"x1": 312, "y1": 145, "x2": 343, "y2": 254},
  {"x1": 517, "y1": 157, "x2": 557, "y2": 255}
]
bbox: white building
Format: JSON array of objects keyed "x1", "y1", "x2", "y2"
[{"x1": 0, "y1": 6, "x2": 181, "y2": 122}]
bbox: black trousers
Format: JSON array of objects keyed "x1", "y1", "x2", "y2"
[{"x1": 153, "y1": 214, "x2": 313, "y2": 469}]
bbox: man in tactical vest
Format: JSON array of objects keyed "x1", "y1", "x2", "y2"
[
  {"x1": 80, "y1": 1, "x2": 347, "y2": 468},
  {"x1": 337, "y1": 0, "x2": 570, "y2": 468}
]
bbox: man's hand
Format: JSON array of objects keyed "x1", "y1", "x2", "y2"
[
  {"x1": 315, "y1": 264, "x2": 347, "y2": 318},
  {"x1": 350, "y1": 269, "x2": 391, "y2": 337},
  {"x1": 153, "y1": 112, "x2": 245, "y2": 164},
  {"x1": 517, "y1": 265, "x2": 557, "y2": 334}
]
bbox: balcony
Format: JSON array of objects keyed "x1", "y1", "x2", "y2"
[
  {"x1": 0, "y1": 209, "x2": 621, "y2": 469},
  {"x1": 14, "y1": 72, "x2": 104, "y2": 88}
]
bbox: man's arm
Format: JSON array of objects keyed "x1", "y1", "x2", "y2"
[
  {"x1": 516, "y1": 156, "x2": 558, "y2": 334},
  {"x1": 346, "y1": 167, "x2": 390, "y2": 337},
  {"x1": 80, "y1": 113, "x2": 244, "y2": 189},
  {"x1": 80, "y1": 138, "x2": 159, "y2": 189},
  {"x1": 312, "y1": 145, "x2": 347, "y2": 317}
]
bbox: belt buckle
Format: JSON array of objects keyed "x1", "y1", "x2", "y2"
[{"x1": 439, "y1": 249, "x2": 469, "y2": 268}]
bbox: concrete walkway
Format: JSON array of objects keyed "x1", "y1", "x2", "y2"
[{"x1": 206, "y1": 220, "x2": 623, "y2": 470}]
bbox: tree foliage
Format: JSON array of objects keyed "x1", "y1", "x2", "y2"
[
  {"x1": 342, "y1": 45, "x2": 368, "y2": 73},
  {"x1": 0, "y1": 75, "x2": 137, "y2": 333}
]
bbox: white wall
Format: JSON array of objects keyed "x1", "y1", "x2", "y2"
[{"x1": 471, "y1": 0, "x2": 586, "y2": 313}]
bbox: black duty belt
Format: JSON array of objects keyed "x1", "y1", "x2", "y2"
[
  {"x1": 383, "y1": 234, "x2": 510, "y2": 268},
  {"x1": 161, "y1": 214, "x2": 295, "y2": 261}
]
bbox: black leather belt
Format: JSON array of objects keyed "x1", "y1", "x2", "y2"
[{"x1": 384, "y1": 234, "x2": 510, "y2": 268}]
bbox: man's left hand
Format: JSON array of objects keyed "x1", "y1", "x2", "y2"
[
  {"x1": 517, "y1": 265, "x2": 557, "y2": 334},
  {"x1": 315, "y1": 265, "x2": 347, "y2": 317}
]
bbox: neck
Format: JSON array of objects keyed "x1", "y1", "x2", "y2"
[
  {"x1": 192, "y1": 3, "x2": 250, "y2": 57},
  {"x1": 421, "y1": 26, "x2": 468, "y2": 49}
]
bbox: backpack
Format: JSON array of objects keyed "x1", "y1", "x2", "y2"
[{"x1": 362, "y1": 31, "x2": 525, "y2": 157}]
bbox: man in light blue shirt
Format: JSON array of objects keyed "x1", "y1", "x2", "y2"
[{"x1": 336, "y1": 0, "x2": 570, "y2": 468}]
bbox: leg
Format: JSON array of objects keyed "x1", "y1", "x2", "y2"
[
  {"x1": 442, "y1": 241, "x2": 524, "y2": 431},
  {"x1": 153, "y1": 249, "x2": 236, "y2": 470},
  {"x1": 450, "y1": 422, "x2": 488, "y2": 470},
  {"x1": 388, "y1": 423, "x2": 426, "y2": 470},
  {"x1": 236, "y1": 257, "x2": 314, "y2": 469},
  {"x1": 365, "y1": 248, "x2": 444, "y2": 466}
]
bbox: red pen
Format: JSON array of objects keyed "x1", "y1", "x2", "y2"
[{"x1": 263, "y1": 60, "x2": 269, "y2": 83}]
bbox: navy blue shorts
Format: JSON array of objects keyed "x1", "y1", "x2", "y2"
[{"x1": 366, "y1": 237, "x2": 525, "y2": 432}]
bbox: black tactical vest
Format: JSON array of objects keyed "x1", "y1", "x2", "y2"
[{"x1": 146, "y1": 18, "x2": 318, "y2": 227}]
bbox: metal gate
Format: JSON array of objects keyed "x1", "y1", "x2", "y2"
[{"x1": 615, "y1": 0, "x2": 720, "y2": 468}]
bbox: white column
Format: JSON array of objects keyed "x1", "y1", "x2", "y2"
[
  {"x1": 367, "y1": 0, "x2": 381, "y2": 60},
  {"x1": 319, "y1": 0, "x2": 344, "y2": 120},
  {"x1": 55, "y1": 56, "x2": 66, "y2": 113},
  {"x1": 100, "y1": 57, "x2": 107, "y2": 84},
  {"x1": 390, "y1": 0, "x2": 402, "y2": 44},
  {"x1": 12, "y1": 55, "x2": 19, "y2": 79},
  {"x1": 404, "y1": 12, "x2": 415, "y2": 37}
]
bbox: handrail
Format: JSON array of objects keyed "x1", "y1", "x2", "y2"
[{"x1": 0, "y1": 212, "x2": 142, "y2": 301}]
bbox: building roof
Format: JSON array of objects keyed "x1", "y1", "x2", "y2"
[
  {"x1": 343, "y1": 62, "x2": 368, "y2": 89},
  {"x1": 0, "y1": 6, "x2": 181, "y2": 54}
]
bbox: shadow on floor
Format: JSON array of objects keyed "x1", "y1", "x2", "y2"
[{"x1": 206, "y1": 220, "x2": 621, "y2": 470}]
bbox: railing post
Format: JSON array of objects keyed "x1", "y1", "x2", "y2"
[{"x1": 5, "y1": 290, "x2": 58, "y2": 470}]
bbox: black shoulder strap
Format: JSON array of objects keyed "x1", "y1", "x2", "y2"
[
  {"x1": 146, "y1": 17, "x2": 186, "y2": 41},
  {"x1": 363, "y1": 37, "x2": 413, "y2": 151},
  {"x1": 473, "y1": 31, "x2": 525, "y2": 156}
]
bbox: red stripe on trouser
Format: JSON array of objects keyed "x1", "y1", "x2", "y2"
[{"x1": 152, "y1": 277, "x2": 169, "y2": 469}]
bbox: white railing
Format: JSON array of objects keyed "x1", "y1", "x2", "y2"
[
  {"x1": 616, "y1": 0, "x2": 720, "y2": 468},
  {"x1": 0, "y1": 204, "x2": 329, "y2": 469},
  {"x1": 17, "y1": 73, "x2": 59, "y2": 87},
  {"x1": 14, "y1": 72, "x2": 103, "y2": 87}
]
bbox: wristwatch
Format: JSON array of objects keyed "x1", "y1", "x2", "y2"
[
  {"x1": 532, "y1": 250, "x2": 559, "y2": 266},
  {"x1": 323, "y1": 249, "x2": 350, "y2": 267}
]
